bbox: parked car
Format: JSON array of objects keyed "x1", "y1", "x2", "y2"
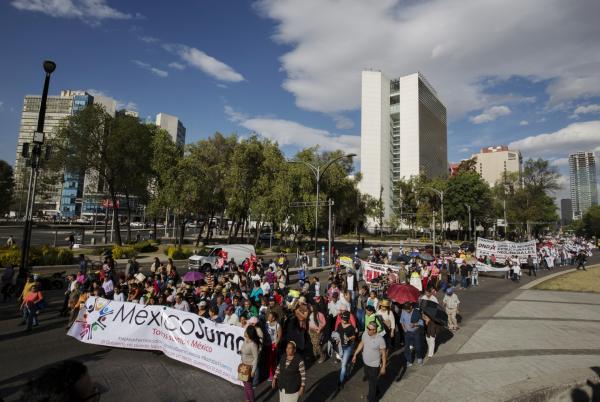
[
  {"x1": 130, "y1": 222, "x2": 145, "y2": 228},
  {"x1": 188, "y1": 244, "x2": 256, "y2": 271}
]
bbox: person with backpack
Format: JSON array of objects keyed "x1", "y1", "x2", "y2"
[{"x1": 335, "y1": 311, "x2": 357, "y2": 390}]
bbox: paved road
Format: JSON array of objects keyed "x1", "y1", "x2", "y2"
[{"x1": 0, "y1": 256, "x2": 597, "y2": 402}]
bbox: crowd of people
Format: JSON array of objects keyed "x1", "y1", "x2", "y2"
[{"x1": 2, "y1": 235, "x2": 595, "y2": 402}]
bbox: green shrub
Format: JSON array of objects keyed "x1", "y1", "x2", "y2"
[
  {"x1": 112, "y1": 245, "x2": 137, "y2": 259},
  {"x1": 165, "y1": 245, "x2": 194, "y2": 260},
  {"x1": 0, "y1": 246, "x2": 73, "y2": 266},
  {"x1": 132, "y1": 240, "x2": 158, "y2": 253}
]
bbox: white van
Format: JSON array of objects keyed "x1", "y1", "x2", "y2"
[{"x1": 188, "y1": 244, "x2": 256, "y2": 271}]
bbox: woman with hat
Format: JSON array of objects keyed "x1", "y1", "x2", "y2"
[
  {"x1": 272, "y1": 341, "x2": 306, "y2": 402},
  {"x1": 376, "y1": 298, "x2": 395, "y2": 353},
  {"x1": 335, "y1": 310, "x2": 357, "y2": 390}
]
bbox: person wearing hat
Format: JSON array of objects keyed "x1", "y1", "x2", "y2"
[
  {"x1": 272, "y1": 341, "x2": 306, "y2": 402},
  {"x1": 335, "y1": 310, "x2": 357, "y2": 390},
  {"x1": 443, "y1": 287, "x2": 460, "y2": 331},
  {"x1": 197, "y1": 300, "x2": 209, "y2": 317},
  {"x1": 376, "y1": 299, "x2": 395, "y2": 353},
  {"x1": 352, "y1": 321, "x2": 387, "y2": 402}
]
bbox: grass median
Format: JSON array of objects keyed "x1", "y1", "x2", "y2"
[{"x1": 534, "y1": 265, "x2": 600, "y2": 293}]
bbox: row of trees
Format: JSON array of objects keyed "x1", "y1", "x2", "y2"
[
  {"x1": 388, "y1": 158, "x2": 561, "y2": 239},
  {"x1": 51, "y1": 104, "x2": 366, "y2": 246}
]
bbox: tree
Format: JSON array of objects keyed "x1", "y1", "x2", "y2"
[
  {"x1": 0, "y1": 160, "x2": 14, "y2": 216},
  {"x1": 582, "y1": 205, "x2": 600, "y2": 240},
  {"x1": 52, "y1": 104, "x2": 154, "y2": 245}
]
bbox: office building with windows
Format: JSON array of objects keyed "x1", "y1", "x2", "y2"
[
  {"x1": 358, "y1": 70, "x2": 447, "y2": 224},
  {"x1": 569, "y1": 151, "x2": 598, "y2": 220},
  {"x1": 471, "y1": 145, "x2": 523, "y2": 187},
  {"x1": 156, "y1": 113, "x2": 186, "y2": 147},
  {"x1": 561, "y1": 198, "x2": 573, "y2": 226},
  {"x1": 13, "y1": 90, "x2": 117, "y2": 219}
]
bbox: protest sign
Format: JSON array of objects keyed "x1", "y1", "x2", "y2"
[
  {"x1": 361, "y1": 261, "x2": 399, "y2": 283},
  {"x1": 475, "y1": 261, "x2": 510, "y2": 272},
  {"x1": 475, "y1": 238, "x2": 536, "y2": 263},
  {"x1": 68, "y1": 297, "x2": 244, "y2": 385}
]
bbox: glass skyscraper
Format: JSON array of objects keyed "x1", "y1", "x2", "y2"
[{"x1": 569, "y1": 151, "x2": 598, "y2": 220}]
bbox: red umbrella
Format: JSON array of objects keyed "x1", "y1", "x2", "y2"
[{"x1": 387, "y1": 283, "x2": 421, "y2": 304}]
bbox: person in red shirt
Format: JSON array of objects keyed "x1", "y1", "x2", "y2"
[{"x1": 20, "y1": 284, "x2": 44, "y2": 331}]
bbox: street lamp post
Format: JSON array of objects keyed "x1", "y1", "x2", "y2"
[
  {"x1": 465, "y1": 203, "x2": 472, "y2": 241},
  {"x1": 288, "y1": 153, "x2": 356, "y2": 255},
  {"x1": 19, "y1": 60, "x2": 56, "y2": 279},
  {"x1": 425, "y1": 188, "x2": 444, "y2": 240}
]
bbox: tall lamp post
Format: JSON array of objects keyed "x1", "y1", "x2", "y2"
[
  {"x1": 288, "y1": 153, "x2": 356, "y2": 255},
  {"x1": 464, "y1": 203, "x2": 472, "y2": 241},
  {"x1": 19, "y1": 60, "x2": 56, "y2": 279}
]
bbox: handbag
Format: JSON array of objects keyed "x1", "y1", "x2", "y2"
[{"x1": 237, "y1": 363, "x2": 252, "y2": 382}]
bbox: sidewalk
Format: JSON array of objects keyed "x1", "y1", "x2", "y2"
[{"x1": 385, "y1": 264, "x2": 600, "y2": 402}]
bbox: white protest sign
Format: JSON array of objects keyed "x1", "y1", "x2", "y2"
[
  {"x1": 475, "y1": 261, "x2": 510, "y2": 272},
  {"x1": 361, "y1": 260, "x2": 399, "y2": 283},
  {"x1": 475, "y1": 238, "x2": 537, "y2": 263},
  {"x1": 68, "y1": 297, "x2": 244, "y2": 385}
]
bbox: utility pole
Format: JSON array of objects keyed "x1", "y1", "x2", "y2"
[{"x1": 328, "y1": 199, "x2": 334, "y2": 265}]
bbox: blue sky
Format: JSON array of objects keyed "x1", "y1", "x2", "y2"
[{"x1": 1, "y1": 0, "x2": 600, "y2": 202}]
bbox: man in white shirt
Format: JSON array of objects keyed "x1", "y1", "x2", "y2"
[{"x1": 173, "y1": 293, "x2": 190, "y2": 312}]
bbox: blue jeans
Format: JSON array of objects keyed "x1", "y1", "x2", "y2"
[
  {"x1": 461, "y1": 276, "x2": 468, "y2": 288},
  {"x1": 404, "y1": 330, "x2": 422, "y2": 364},
  {"x1": 450, "y1": 273, "x2": 456, "y2": 286},
  {"x1": 339, "y1": 345, "x2": 354, "y2": 383},
  {"x1": 23, "y1": 306, "x2": 38, "y2": 330}
]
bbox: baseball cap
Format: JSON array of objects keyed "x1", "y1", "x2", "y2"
[
  {"x1": 248, "y1": 317, "x2": 258, "y2": 325},
  {"x1": 341, "y1": 311, "x2": 350, "y2": 320},
  {"x1": 199, "y1": 301, "x2": 208, "y2": 307}
]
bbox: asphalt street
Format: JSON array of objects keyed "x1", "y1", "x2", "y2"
[{"x1": 0, "y1": 255, "x2": 596, "y2": 402}]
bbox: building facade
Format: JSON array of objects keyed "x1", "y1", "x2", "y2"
[
  {"x1": 156, "y1": 113, "x2": 186, "y2": 147},
  {"x1": 471, "y1": 145, "x2": 522, "y2": 187},
  {"x1": 359, "y1": 70, "x2": 447, "y2": 224},
  {"x1": 560, "y1": 198, "x2": 573, "y2": 226},
  {"x1": 13, "y1": 90, "x2": 120, "y2": 219},
  {"x1": 569, "y1": 152, "x2": 598, "y2": 220}
]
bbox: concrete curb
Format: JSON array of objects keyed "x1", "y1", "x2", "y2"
[
  {"x1": 520, "y1": 264, "x2": 600, "y2": 290},
  {"x1": 464, "y1": 366, "x2": 600, "y2": 402}
]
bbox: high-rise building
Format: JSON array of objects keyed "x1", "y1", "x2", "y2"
[
  {"x1": 471, "y1": 145, "x2": 523, "y2": 187},
  {"x1": 560, "y1": 198, "x2": 573, "y2": 226},
  {"x1": 359, "y1": 70, "x2": 447, "y2": 223},
  {"x1": 569, "y1": 152, "x2": 598, "y2": 220},
  {"x1": 156, "y1": 113, "x2": 186, "y2": 147},
  {"x1": 13, "y1": 90, "x2": 117, "y2": 219}
]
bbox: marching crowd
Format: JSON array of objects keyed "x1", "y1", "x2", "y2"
[{"x1": 4, "y1": 235, "x2": 595, "y2": 402}]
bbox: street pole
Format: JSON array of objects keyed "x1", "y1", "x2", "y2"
[
  {"x1": 432, "y1": 211, "x2": 436, "y2": 258},
  {"x1": 19, "y1": 60, "x2": 56, "y2": 280},
  {"x1": 328, "y1": 199, "x2": 333, "y2": 265},
  {"x1": 467, "y1": 205, "x2": 472, "y2": 241},
  {"x1": 503, "y1": 199, "x2": 507, "y2": 239},
  {"x1": 440, "y1": 191, "x2": 444, "y2": 241},
  {"x1": 314, "y1": 166, "x2": 320, "y2": 256}
]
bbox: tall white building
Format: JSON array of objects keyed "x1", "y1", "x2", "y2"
[
  {"x1": 156, "y1": 113, "x2": 186, "y2": 147},
  {"x1": 359, "y1": 71, "x2": 447, "y2": 224},
  {"x1": 471, "y1": 145, "x2": 522, "y2": 187},
  {"x1": 569, "y1": 151, "x2": 598, "y2": 220}
]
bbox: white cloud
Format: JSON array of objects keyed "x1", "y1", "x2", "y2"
[
  {"x1": 168, "y1": 62, "x2": 185, "y2": 70},
  {"x1": 550, "y1": 157, "x2": 569, "y2": 167},
  {"x1": 86, "y1": 88, "x2": 137, "y2": 111},
  {"x1": 165, "y1": 44, "x2": 244, "y2": 82},
  {"x1": 11, "y1": 0, "x2": 136, "y2": 23},
  {"x1": 573, "y1": 104, "x2": 600, "y2": 116},
  {"x1": 224, "y1": 105, "x2": 359, "y2": 155},
  {"x1": 139, "y1": 35, "x2": 158, "y2": 43},
  {"x1": 255, "y1": 0, "x2": 600, "y2": 118},
  {"x1": 508, "y1": 121, "x2": 600, "y2": 158},
  {"x1": 132, "y1": 60, "x2": 168, "y2": 78},
  {"x1": 519, "y1": 120, "x2": 529, "y2": 126},
  {"x1": 469, "y1": 105, "x2": 511, "y2": 124},
  {"x1": 331, "y1": 114, "x2": 355, "y2": 129}
]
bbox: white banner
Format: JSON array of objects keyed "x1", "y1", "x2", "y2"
[
  {"x1": 475, "y1": 261, "x2": 510, "y2": 272},
  {"x1": 475, "y1": 238, "x2": 537, "y2": 263},
  {"x1": 361, "y1": 260, "x2": 399, "y2": 283},
  {"x1": 68, "y1": 297, "x2": 244, "y2": 385}
]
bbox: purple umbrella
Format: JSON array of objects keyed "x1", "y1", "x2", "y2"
[{"x1": 183, "y1": 271, "x2": 204, "y2": 282}]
